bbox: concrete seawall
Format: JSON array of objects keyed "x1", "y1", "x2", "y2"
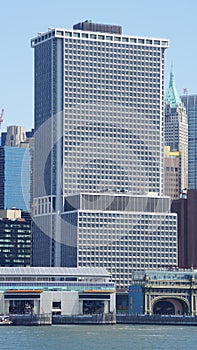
[
  {"x1": 53, "y1": 313, "x2": 116, "y2": 325},
  {"x1": 8, "y1": 314, "x2": 197, "y2": 326},
  {"x1": 10, "y1": 314, "x2": 52, "y2": 326},
  {"x1": 116, "y1": 314, "x2": 197, "y2": 326}
]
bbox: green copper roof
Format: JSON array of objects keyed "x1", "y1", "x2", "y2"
[{"x1": 165, "y1": 65, "x2": 182, "y2": 108}]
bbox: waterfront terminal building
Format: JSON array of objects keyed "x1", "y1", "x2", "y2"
[
  {"x1": 0, "y1": 267, "x2": 115, "y2": 316},
  {"x1": 129, "y1": 269, "x2": 197, "y2": 316}
]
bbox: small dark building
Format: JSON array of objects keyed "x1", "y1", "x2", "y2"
[
  {"x1": 0, "y1": 209, "x2": 31, "y2": 267},
  {"x1": 172, "y1": 189, "x2": 197, "y2": 268}
]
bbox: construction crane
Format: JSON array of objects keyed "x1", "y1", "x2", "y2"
[{"x1": 0, "y1": 108, "x2": 4, "y2": 128}]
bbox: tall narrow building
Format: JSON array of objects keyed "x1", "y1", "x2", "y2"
[
  {"x1": 31, "y1": 21, "x2": 177, "y2": 288},
  {"x1": 164, "y1": 66, "x2": 188, "y2": 197},
  {"x1": 181, "y1": 94, "x2": 197, "y2": 189},
  {"x1": 0, "y1": 146, "x2": 31, "y2": 211},
  {"x1": 0, "y1": 125, "x2": 34, "y2": 211}
]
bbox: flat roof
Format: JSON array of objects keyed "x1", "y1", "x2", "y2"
[
  {"x1": 31, "y1": 27, "x2": 169, "y2": 49},
  {"x1": 0, "y1": 267, "x2": 110, "y2": 277}
]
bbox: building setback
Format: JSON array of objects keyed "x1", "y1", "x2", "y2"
[
  {"x1": 31, "y1": 21, "x2": 177, "y2": 288},
  {"x1": 61, "y1": 193, "x2": 177, "y2": 288}
]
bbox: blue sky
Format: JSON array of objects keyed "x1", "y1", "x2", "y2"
[{"x1": 0, "y1": 0, "x2": 196, "y2": 130}]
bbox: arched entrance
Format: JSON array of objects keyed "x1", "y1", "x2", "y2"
[{"x1": 152, "y1": 297, "x2": 189, "y2": 315}]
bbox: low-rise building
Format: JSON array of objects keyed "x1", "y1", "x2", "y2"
[{"x1": 0, "y1": 267, "x2": 115, "y2": 316}]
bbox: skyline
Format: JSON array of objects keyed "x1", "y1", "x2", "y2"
[{"x1": 1, "y1": 0, "x2": 197, "y2": 130}]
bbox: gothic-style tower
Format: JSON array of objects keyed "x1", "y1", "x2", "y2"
[{"x1": 164, "y1": 66, "x2": 188, "y2": 197}]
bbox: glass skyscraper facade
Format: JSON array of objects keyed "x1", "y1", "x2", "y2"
[
  {"x1": 0, "y1": 147, "x2": 31, "y2": 211},
  {"x1": 31, "y1": 22, "x2": 177, "y2": 287}
]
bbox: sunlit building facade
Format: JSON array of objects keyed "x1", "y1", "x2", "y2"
[
  {"x1": 164, "y1": 67, "x2": 188, "y2": 195},
  {"x1": 31, "y1": 21, "x2": 177, "y2": 288},
  {"x1": 164, "y1": 146, "x2": 181, "y2": 200}
]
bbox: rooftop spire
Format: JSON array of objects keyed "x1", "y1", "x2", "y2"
[
  {"x1": 169, "y1": 62, "x2": 175, "y2": 86},
  {"x1": 165, "y1": 64, "x2": 182, "y2": 108}
]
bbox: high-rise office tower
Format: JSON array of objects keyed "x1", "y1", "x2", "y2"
[
  {"x1": 31, "y1": 21, "x2": 177, "y2": 288},
  {"x1": 164, "y1": 67, "x2": 188, "y2": 196},
  {"x1": 181, "y1": 94, "x2": 197, "y2": 189}
]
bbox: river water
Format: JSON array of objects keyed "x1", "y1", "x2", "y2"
[{"x1": 0, "y1": 324, "x2": 197, "y2": 350}]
